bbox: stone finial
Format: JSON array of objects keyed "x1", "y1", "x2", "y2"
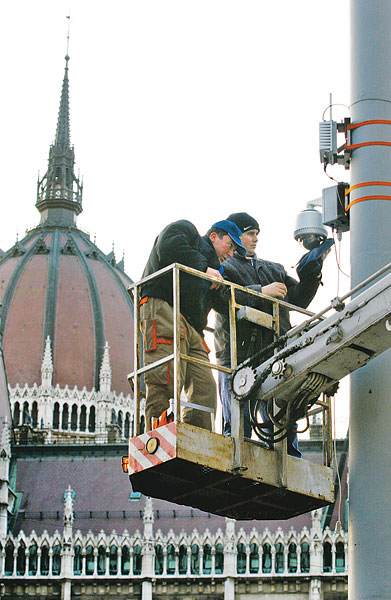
[
  {"x1": 143, "y1": 496, "x2": 154, "y2": 523},
  {"x1": 99, "y1": 341, "x2": 112, "y2": 393},
  {"x1": 63, "y1": 485, "x2": 75, "y2": 527},
  {"x1": 41, "y1": 335, "x2": 53, "y2": 387},
  {"x1": 225, "y1": 517, "x2": 236, "y2": 539},
  {"x1": 311, "y1": 508, "x2": 322, "y2": 533}
]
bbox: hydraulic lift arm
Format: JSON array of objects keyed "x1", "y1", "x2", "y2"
[{"x1": 232, "y1": 269, "x2": 391, "y2": 415}]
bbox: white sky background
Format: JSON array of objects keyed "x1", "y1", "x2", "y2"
[{"x1": 0, "y1": 0, "x2": 351, "y2": 436}]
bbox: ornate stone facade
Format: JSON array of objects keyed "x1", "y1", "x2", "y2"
[
  {"x1": 9, "y1": 336, "x2": 145, "y2": 445},
  {"x1": 0, "y1": 489, "x2": 348, "y2": 600}
]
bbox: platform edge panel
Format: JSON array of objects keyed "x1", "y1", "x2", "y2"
[
  {"x1": 238, "y1": 440, "x2": 280, "y2": 485},
  {"x1": 175, "y1": 422, "x2": 235, "y2": 472},
  {"x1": 286, "y1": 456, "x2": 334, "y2": 503}
]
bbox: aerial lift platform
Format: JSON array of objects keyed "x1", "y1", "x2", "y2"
[{"x1": 125, "y1": 263, "x2": 344, "y2": 520}]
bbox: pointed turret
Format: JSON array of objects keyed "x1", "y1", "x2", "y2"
[
  {"x1": 99, "y1": 341, "x2": 112, "y2": 393},
  {"x1": 41, "y1": 335, "x2": 53, "y2": 388},
  {"x1": 36, "y1": 55, "x2": 83, "y2": 226},
  {"x1": 62, "y1": 485, "x2": 75, "y2": 582}
]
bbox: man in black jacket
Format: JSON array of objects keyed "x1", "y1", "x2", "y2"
[
  {"x1": 214, "y1": 212, "x2": 329, "y2": 456},
  {"x1": 140, "y1": 219, "x2": 246, "y2": 432}
]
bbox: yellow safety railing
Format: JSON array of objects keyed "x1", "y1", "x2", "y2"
[{"x1": 128, "y1": 263, "x2": 332, "y2": 467}]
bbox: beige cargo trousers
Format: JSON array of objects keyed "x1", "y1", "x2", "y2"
[{"x1": 140, "y1": 297, "x2": 216, "y2": 431}]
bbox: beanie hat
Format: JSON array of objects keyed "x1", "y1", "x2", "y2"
[{"x1": 227, "y1": 212, "x2": 260, "y2": 233}]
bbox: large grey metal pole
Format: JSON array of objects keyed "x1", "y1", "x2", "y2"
[{"x1": 349, "y1": 2, "x2": 391, "y2": 598}]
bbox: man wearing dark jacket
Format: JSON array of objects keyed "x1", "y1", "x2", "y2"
[
  {"x1": 214, "y1": 212, "x2": 329, "y2": 456},
  {"x1": 140, "y1": 218, "x2": 246, "y2": 431}
]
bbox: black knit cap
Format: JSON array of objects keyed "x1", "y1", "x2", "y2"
[{"x1": 227, "y1": 212, "x2": 260, "y2": 233}]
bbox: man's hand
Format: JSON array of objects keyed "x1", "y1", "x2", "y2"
[
  {"x1": 207, "y1": 267, "x2": 224, "y2": 289},
  {"x1": 262, "y1": 282, "x2": 287, "y2": 298}
]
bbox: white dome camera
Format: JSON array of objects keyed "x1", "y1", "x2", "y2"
[{"x1": 294, "y1": 200, "x2": 328, "y2": 250}]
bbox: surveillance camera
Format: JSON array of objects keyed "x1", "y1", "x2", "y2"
[{"x1": 294, "y1": 208, "x2": 328, "y2": 250}]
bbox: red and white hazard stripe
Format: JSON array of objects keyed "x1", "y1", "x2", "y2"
[{"x1": 128, "y1": 422, "x2": 177, "y2": 474}]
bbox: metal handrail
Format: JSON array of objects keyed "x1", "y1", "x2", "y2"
[{"x1": 128, "y1": 262, "x2": 332, "y2": 463}]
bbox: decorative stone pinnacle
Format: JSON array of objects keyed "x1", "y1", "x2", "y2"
[
  {"x1": 99, "y1": 341, "x2": 112, "y2": 393},
  {"x1": 63, "y1": 485, "x2": 75, "y2": 527},
  {"x1": 143, "y1": 497, "x2": 154, "y2": 523},
  {"x1": 41, "y1": 336, "x2": 53, "y2": 387}
]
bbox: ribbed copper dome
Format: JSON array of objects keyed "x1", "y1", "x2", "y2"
[{"x1": 0, "y1": 226, "x2": 134, "y2": 395}]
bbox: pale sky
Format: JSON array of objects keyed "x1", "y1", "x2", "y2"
[{"x1": 0, "y1": 0, "x2": 351, "y2": 435}]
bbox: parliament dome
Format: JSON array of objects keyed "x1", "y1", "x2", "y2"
[{"x1": 0, "y1": 56, "x2": 134, "y2": 397}]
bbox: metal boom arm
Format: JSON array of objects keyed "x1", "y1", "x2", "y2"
[{"x1": 232, "y1": 270, "x2": 391, "y2": 412}]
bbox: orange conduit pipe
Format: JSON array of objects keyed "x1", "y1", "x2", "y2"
[
  {"x1": 344, "y1": 121, "x2": 391, "y2": 210},
  {"x1": 345, "y1": 182, "x2": 391, "y2": 211},
  {"x1": 345, "y1": 120, "x2": 391, "y2": 151}
]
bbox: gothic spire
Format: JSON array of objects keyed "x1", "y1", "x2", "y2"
[
  {"x1": 36, "y1": 53, "x2": 83, "y2": 226},
  {"x1": 54, "y1": 55, "x2": 71, "y2": 150}
]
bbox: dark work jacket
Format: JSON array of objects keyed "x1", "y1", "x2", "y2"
[
  {"x1": 141, "y1": 220, "x2": 224, "y2": 335},
  {"x1": 214, "y1": 252, "x2": 322, "y2": 366}
]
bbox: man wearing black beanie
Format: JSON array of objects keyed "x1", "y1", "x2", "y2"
[{"x1": 214, "y1": 212, "x2": 329, "y2": 456}]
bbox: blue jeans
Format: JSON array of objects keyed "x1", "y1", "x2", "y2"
[{"x1": 218, "y1": 370, "x2": 302, "y2": 458}]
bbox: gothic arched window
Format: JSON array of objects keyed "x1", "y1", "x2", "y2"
[
  {"x1": 53, "y1": 403, "x2": 60, "y2": 429},
  {"x1": 275, "y1": 543, "x2": 284, "y2": 573},
  {"x1": 155, "y1": 544, "x2": 164, "y2": 575},
  {"x1": 323, "y1": 541, "x2": 332, "y2": 573},
  {"x1": 133, "y1": 545, "x2": 142, "y2": 575},
  {"x1": 237, "y1": 543, "x2": 246, "y2": 574},
  {"x1": 178, "y1": 545, "x2": 187, "y2": 575},
  {"x1": 22, "y1": 402, "x2": 30, "y2": 425},
  {"x1": 124, "y1": 413, "x2": 130, "y2": 439},
  {"x1": 52, "y1": 544, "x2": 61, "y2": 576},
  {"x1": 5, "y1": 542, "x2": 14, "y2": 576},
  {"x1": 249, "y1": 543, "x2": 259, "y2": 574},
  {"x1": 288, "y1": 543, "x2": 297, "y2": 573},
  {"x1": 167, "y1": 544, "x2": 176, "y2": 575},
  {"x1": 109, "y1": 545, "x2": 118, "y2": 575},
  {"x1": 13, "y1": 402, "x2": 20, "y2": 427},
  {"x1": 215, "y1": 543, "x2": 224, "y2": 574},
  {"x1": 336, "y1": 541, "x2": 345, "y2": 572},
  {"x1": 62, "y1": 403, "x2": 69, "y2": 430},
  {"x1": 300, "y1": 542, "x2": 310, "y2": 573},
  {"x1": 121, "y1": 546, "x2": 130, "y2": 575},
  {"x1": 190, "y1": 544, "x2": 199, "y2": 574},
  {"x1": 32, "y1": 402, "x2": 38, "y2": 428},
  {"x1": 262, "y1": 543, "x2": 272, "y2": 573},
  {"x1": 85, "y1": 545, "x2": 94, "y2": 575},
  {"x1": 28, "y1": 543, "x2": 38, "y2": 575},
  {"x1": 71, "y1": 404, "x2": 78, "y2": 431},
  {"x1": 88, "y1": 406, "x2": 96, "y2": 432},
  {"x1": 40, "y1": 545, "x2": 49, "y2": 576},
  {"x1": 16, "y1": 544, "x2": 26, "y2": 575},
  {"x1": 97, "y1": 545, "x2": 106, "y2": 575},
  {"x1": 203, "y1": 544, "x2": 212, "y2": 574},
  {"x1": 74, "y1": 545, "x2": 82, "y2": 575},
  {"x1": 80, "y1": 405, "x2": 87, "y2": 432}
]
